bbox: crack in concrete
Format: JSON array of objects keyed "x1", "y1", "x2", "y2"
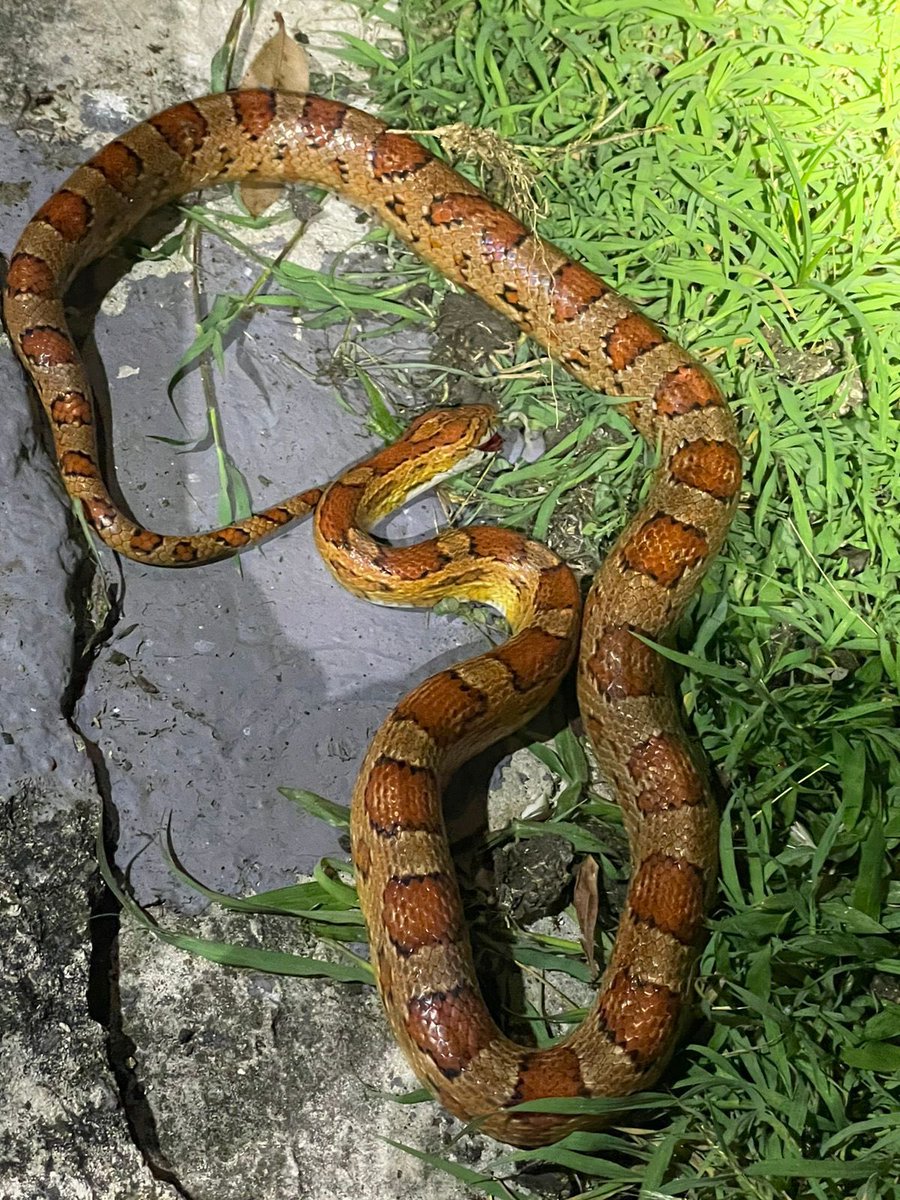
[{"x1": 62, "y1": 550, "x2": 200, "y2": 1200}]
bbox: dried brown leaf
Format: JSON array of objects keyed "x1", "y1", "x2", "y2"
[
  {"x1": 239, "y1": 179, "x2": 284, "y2": 218},
  {"x1": 239, "y1": 13, "x2": 310, "y2": 216},
  {"x1": 573, "y1": 854, "x2": 600, "y2": 976},
  {"x1": 242, "y1": 12, "x2": 309, "y2": 92}
]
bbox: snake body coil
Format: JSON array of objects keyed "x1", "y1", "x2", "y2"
[{"x1": 4, "y1": 91, "x2": 741, "y2": 1146}]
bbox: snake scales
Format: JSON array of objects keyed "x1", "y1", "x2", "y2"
[{"x1": 4, "y1": 90, "x2": 741, "y2": 1146}]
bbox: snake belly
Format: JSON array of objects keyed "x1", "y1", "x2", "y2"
[{"x1": 3, "y1": 90, "x2": 742, "y2": 1146}]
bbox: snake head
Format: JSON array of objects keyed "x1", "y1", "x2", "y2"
[
  {"x1": 398, "y1": 403, "x2": 501, "y2": 481},
  {"x1": 359, "y1": 404, "x2": 501, "y2": 518},
  {"x1": 316, "y1": 401, "x2": 508, "y2": 594}
]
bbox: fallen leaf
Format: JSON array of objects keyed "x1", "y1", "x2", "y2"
[
  {"x1": 242, "y1": 11, "x2": 310, "y2": 91},
  {"x1": 239, "y1": 13, "x2": 310, "y2": 216},
  {"x1": 573, "y1": 855, "x2": 600, "y2": 975}
]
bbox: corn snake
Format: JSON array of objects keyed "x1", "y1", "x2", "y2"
[{"x1": 3, "y1": 90, "x2": 741, "y2": 1146}]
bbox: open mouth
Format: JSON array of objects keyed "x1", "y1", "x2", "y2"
[{"x1": 478, "y1": 432, "x2": 504, "y2": 453}]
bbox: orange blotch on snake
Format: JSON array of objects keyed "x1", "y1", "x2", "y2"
[
  {"x1": 492, "y1": 627, "x2": 570, "y2": 693},
  {"x1": 376, "y1": 542, "x2": 450, "y2": 581},
  {"x1": 606, "y1": 312, "x2": 664, "y2": 371},
  {"x1": 585, "y1": 626, "x2": 667, "y2": 699},
  {"x1": 534, "y1": 562, "x2": 581, "y2": 613},
  {"x1": 260, "y1": 505, "x2": 295, "y2": 527},
  {"x1": 149, "y1": 101, "x2": 209, "y2": 157},
  {"x1": 130, "y1": 530, "x2": 164, "y2": 555},
  {"x1": 629, "y1": 733, "x2": 706, "y2": 813},
  {"x1": 173, "y1": 541, "x2": 199, "y2": 563},
  {"x1": 629, "y1": 852, "x2": 706, "y2": 944},
  {"x1": 466, "y1": 526, "x2": 529, "y2": 566},
  {"x1": 551, "y1": 261, "x2": 609, "y2": 322},
  {"x1": 428, "y1": 194, "x2": 528, "y2": 263},
  {"x1": 299, "y1": 95, "x2": 348, "y2": 148},
  {"x1": 654, "y1": 364, "x2": 723, "y2": 417},
  {"x1": 511, "y1": 1046, "x2": 586, "y2": 1104},
  {"x1": 298, "y1": 487, "x2": 324, "y2": 510},
  {"x1": 20, "y1": 326, "x2": 76, "y2": 367},
  {"x1": 364, "y1": 756, "x2": 440, "y2": 836},
  {"x1": 231, "y1": 89, "x2": 277, "y2": 139},
  {"x1": 213, "y1": 526, "x2": 251, "y2": 548},
  {"x1": 60, "y1": 450, "x2": 98, "y2": 479},
  {"x1": 669, "y1": 438, "x2": 742, "y2": 501},
  {"x1": 395, "y1": 671, "x2": 488, "y2": 747},
  {"x1": 406, "y1": 986, "x2": 495, "y2": 1077},
  {"x1": 7, "y1": 253, "x2": 57, "y2": 297},
  {"x1": 620, "y1": 514, "x2": 708, "y2": 588},
  {"x1": 597, "y1": 969, "x2": 681, "y2": 1067},
  {"x1": 88, "y1": 140, "x2": 142, "y2": 193},
  {"x1": 383, "y1": 872, "x2": 459, "y2": 955},
  {"x1": 370, "y1": 132, "x2": 432, "y2": 179},
  {"x1": 50, "y1": 392, "x2": 92, "y2": 427},
  {"x1": 36, "y1": 190, "x2": 93, "y2": 242}
]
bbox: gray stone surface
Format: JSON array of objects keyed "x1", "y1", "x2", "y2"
[
  {"x1": 117, "y1": 914, "x2": 485, "y2": 1200},
  {"x1": 0, "y1": 781, "x2": 177, "y2": 1200},
  {"x1": 0, "y1": 2, "x2": 514, "y2": 1197}
]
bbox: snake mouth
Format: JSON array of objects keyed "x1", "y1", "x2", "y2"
[{"x1": 478, "y1": 432, "x2": 504, "y2": 453}]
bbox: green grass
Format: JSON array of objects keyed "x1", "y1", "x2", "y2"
[{"x1": 125, "y1": 1, "x2": 900, "y2": 1197}]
